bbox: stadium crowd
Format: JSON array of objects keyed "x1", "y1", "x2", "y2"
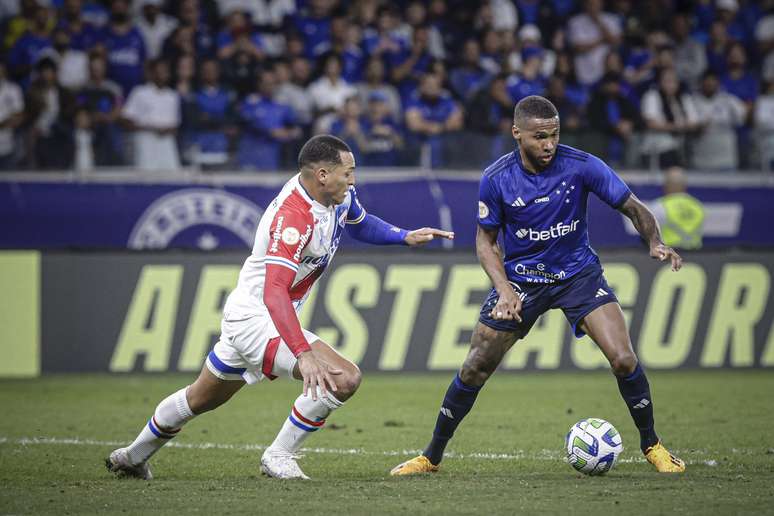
[{"x1": 1, "y1": 0, "x2": 773, "y2": 171}]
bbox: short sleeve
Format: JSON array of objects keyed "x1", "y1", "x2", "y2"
[
  {"x1": 478, "y1": 173, "x2": 503, "y2": 228},
  {"x1": 265, "y1": 207, "x2": 314, "y2": 273},
  {"x1": 583, "y1": 155, "x2": 631, "y2": 209},
  {"x1": 346, "y1": 186, "x2": 366, "y2": 224}
]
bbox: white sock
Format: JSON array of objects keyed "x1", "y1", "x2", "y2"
[
  {"x1": 125, "y1": 386, "x2": 195, "y2": 464},
  {"x1": 268, "y1": 388, "x2": 344, "y2": 454}
]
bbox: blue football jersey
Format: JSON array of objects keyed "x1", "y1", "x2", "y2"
[{"x1": 477, "y1": 145, "x2": 631, "y2": 284}]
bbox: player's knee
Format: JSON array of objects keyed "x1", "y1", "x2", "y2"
[
  {"x1": 336, "y1": 364, "x2": 362, "y2": 397},
  {"x1": 459, "y1": 358, "x2": 495, "y2": 387},
  {"x1": 610, "y1": 351, "x2": 637, "y2": 376}
]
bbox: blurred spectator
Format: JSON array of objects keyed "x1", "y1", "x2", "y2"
[
  {"x1": 652, "y1": 166, "x2": 704, "y2": 250},
  {"x1": 308, "y1": 52, "x2": 357, "y2": 120},
  {"x1": 293, "y1": 0, "x2": 335, "y2": 58},
  {"x1": 236, "y1": 69, "x2": 301, "y2": 170},
  {"x1": 121, "y1": 59, "x2": 180, "y2": 170},
  {"x1": 396, "y1": 1, "x2": 445, "y2": 59},
  {"x1": 465, "y1": 73, "x2": 513, "y2": 159},
  {"x1": 8, "y1": 4, "x2": 53, "y2": 82},
  {"x1": 246, "y1": 0, "x2": 297, "y2": 57},
  {"x1": 587, "y1": 72, "x2": 641, "y2": 164},
  {"x1": 478, "y1": 28, "x2": 503, "y2": 75},
  {"x1": 216, "y1": 10, "x2": 264, "y2": 62},
  {"x1": 706, "y1": 20, "x2": 730, "y2": 75},
  {"x1": 135, "y1": 0, "x2": 177, "y2": 60},
  {"x1": 641, "y1": 68, "x2": 700, "y2": 168},
  {"x1": 24, "y1": 57, "x2": 75, "y2": 169},
  {"x1": 692, "y1": 70, "x2": 746, "y2": 171},
  {"x1": 357, "y1": 56, "x2": 402, "y2": 121},
  {"x1": 545, "y1": 75, "x2": 583, "y2": 134},
  {"x1": 757, "y1": 7, "x2": 774, "y2": 83},
  {"x1": 490, "y1": 0, "x2": 519, "y2": 31},
  {"x1": 98, "y1": 0, "x2": 147, "y2": 95},
  {"x1": 274, "y1": 58, "x2": 314, "y2": 128},
  {"x1": 505, "y1": 48, "x2": 546, "y2": 104},
  {"x1": 359, "y1": 91, "x2": 404, "y2": 166},
  {"x1": 388, "y1": 24, "x2": 433, "y2": 101},
  {"x1": 3, "y1": 0, "x2": 54, "y2": 51},
  {"x1": 57, "y1": 0, "x2": 100, "y2": 51},
  {"x1": 173, "y1": 53, "x2": 195, "y2": 98},
  {"x1": 76, "y1": 52, "x2": 124, "y2": 166},
  {"x1": 622, "y1": 30, "x2": 669, "y2": 97},
  {"x1": 313, "y1": 13, "x2": 366, "y2": 83},
  {"x1": 672, "y1": 12, "x2": 707, "y2": 89},
  {"x1": 330, "y1": 95, "x2": 365, "y2": 162},
  {"x1": 721, "y1": 43, "x2": 758, "y2": 106},
  {"x1": 405, "y1": 72, "x2": 463, "y2": 168},
  {"x1": 755, "y1": 80, "x2": 774, "y2": 170},
  {"x1": 187, "y1": 59, "x2": 235, "y2": 166},
  {"x1": 44, "y1": 28, "x2": 89, "y2": 90},
  {"x1": 222, "y1": 48, "x2": 260, "y2": 99},
  {"x1": 162, "y1": 0, "x2": 215, "y2": 63},
  {"x1": 449, "y1": 38, "x2": 490, "y2": 102},
  {"x1": 511, "y1": 24, "x2": 556, "y2": 78},
  {"x1": 0, "y1": 62, "x2": 25, "y2": 169},
  {"x1": 73, "y1": 106, "x2": 95, "y2": 171},
  {"x1": 567, "y1": 0, "x2": 622, "y2": 85},
  {"x1": 362, "y1": 5, "x2": 404, "y2": 58}
]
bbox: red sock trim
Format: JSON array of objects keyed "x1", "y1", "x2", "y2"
[{"x1": 291, "y1": 405, "x2": 325, "y2": 427}]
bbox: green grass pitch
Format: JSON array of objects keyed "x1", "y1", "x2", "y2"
[{"x1": 1, "y1": 371, "x2": 773, "y2": 514}]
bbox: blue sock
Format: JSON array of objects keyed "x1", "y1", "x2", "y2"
[
  {"x1": 423, "y1": 374, "x2": 482, "y2": 465},
  {"x1": 616, "y1": 363, "x2": 659, "y2": 452}
]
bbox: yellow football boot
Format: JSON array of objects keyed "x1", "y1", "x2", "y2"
[
  {"x1": 390, "y1": 455, "x2": 439, "y2": 476},
  {"x1": 644, "y1": 442, "x2": 686, "y2": 473}
]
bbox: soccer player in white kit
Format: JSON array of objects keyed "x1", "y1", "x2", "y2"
[{"x1": 106, "y1": 135, "x2": 454, "y2": 480}]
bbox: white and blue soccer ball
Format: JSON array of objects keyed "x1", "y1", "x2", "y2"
[{"x1": 565, "y1": 418, "x2": 623, "y2": 475}]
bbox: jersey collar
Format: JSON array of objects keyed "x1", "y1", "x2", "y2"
[{"x1": 294, "y1": 173, "x2": 331, "y2": 211}]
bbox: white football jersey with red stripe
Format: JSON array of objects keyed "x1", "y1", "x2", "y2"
[{"x1": 223, "y1": 174, "x2": 365, "y2": 320}]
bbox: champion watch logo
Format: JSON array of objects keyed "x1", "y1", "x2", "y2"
[
  {"x1": 595, "y1": 288, "x2": 608, "y2": 298},
  {"x1": 511, "y1": 197, "x2": 526, "y2": 207}
]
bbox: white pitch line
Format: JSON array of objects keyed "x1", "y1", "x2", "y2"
[{"x1": 0, "y1": 436, "x2": 729, "y2": 466}]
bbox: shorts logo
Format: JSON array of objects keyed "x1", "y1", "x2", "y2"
[
  {"x1": 478, "y1": 201, "x2": 489, "y2": 219},
  {"x1": 282, "y1": 227, "x2": 301, "y2": 245}
]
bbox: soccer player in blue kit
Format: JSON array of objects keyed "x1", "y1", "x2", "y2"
[{"x1": 391, "y1": 95, "x2": 686, "y2": 475}]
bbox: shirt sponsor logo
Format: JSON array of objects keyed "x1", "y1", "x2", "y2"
[
  {"x1": 478, "y1": 201, "x2": 489, "y2": 219},
  {"x1": 281, "y1": 227, "x2": 301, "y2": 245},
  {"x1": 515, "y1": 262, "x2": 566, "y2": 282},
  {"x1": 293, "y1": 225, "x2": 313, "y2": 261},
  {"x1": 534, "y1": 196, "x2": 550, "y2": 204},
  {"x1": 516, "y1": 219, "x2": 580, "y2": 241},
  {"x1": 270, "y1": 215, "x2": 284, "y2": 254}
]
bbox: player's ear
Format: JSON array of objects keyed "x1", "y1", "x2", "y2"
[
  {"x1": 316, "y1": 166, "x2": 328, "y2": 183},
  {"x1": 512, "y1": 125, "x2": 520, "y2": 143}
]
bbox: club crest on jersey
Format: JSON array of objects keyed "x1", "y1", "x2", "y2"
[
  {"x1": 282, "y1": 227, "x2": 301, "y2": 245},
  {"x1": 478, "y1": 201, "x2": 489, "y2": 219}
]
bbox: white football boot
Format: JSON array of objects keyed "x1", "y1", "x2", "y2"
[
  {"x1": 105, "y1": 447, "x2": 153, "y2": 480},
  {"x1": 260, "y1": 447, "x2": 310, "y2": 480}
]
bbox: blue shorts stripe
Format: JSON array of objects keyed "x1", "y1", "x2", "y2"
[
  {"x1": 288, "y1": 414, "x2": 318, "y2": 432},
  {"x1": 207, "y1": 351, "x2": 246, "y2": 375}
]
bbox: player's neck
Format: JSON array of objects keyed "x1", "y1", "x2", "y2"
[
  {"x1": 299, "y1": 174, "x2": 333, "y2": 207},
  {"x1": 518, "y1": 148, "x2": 545, "y2": 175}
]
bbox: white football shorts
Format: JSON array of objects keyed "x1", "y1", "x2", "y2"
[{"x1": 205, "y1": 312, "x2": 321, "y2": 384}]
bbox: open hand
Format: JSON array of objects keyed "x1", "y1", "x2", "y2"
[
  {"x1": 650, "y1": 243, "x2": 682, "y2": 271},
  {"x1": 404, "y1": 227, "x2": 455, "y2": 246},
  {"x1": 490, "y1": 287, "x2": 523, "y2": 323},
  {"x1": 296, "y1": 349, "x2": 342, "y2": 400}
]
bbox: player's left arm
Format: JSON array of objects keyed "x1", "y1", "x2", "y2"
[
  {"x1": 345, "y1": 187, "x2": 454, "y2": 246},
  {"x1": 619, "y1": 194, "x2": 682, "y2": 272}
]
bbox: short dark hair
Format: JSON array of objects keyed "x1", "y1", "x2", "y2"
[
  {"x1": 298, "y1": 135, "x2": 351, "y2": 170},
  {"x1": 513, "y1": 95, "x2": 559, "y2": 126}
]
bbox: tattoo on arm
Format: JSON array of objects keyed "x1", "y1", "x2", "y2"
[{"x1": 619, "y1": 194, "x2": 663, "y2": 247}]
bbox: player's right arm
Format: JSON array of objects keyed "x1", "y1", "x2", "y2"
[
  {"x1": 477, "y1": 173, "x2": 522, "y2": 322},
  {"x1": 263, "y1": 208, "x2": 341, "y2": 399}
]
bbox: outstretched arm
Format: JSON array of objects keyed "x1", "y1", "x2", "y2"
[
  {"x1": 618, "y1": 194, "x2": 682, "y2": 271},
  {"x1": 476, "y1": 225, "x2": 521, "y2": 322},
  {"x1": 346, "y1": 213, "x2": 454, "y2": 246}
]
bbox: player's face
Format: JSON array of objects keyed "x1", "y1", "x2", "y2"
[
  {"x1": 513, "y1": 117, "x2": 560, "y2": 171},
  {"x1": 322, "y1": 151, "x2": 356, "y2": 205}
]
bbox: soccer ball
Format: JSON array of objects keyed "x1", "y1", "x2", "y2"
[{"x1": 565, "y1": 418, "x2": 623, "y2": 475}]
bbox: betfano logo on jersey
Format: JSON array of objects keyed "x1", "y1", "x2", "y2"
[
  {"x1": 281, "y1": 227, "x2": 301, "y2": 245},
  {"x1": 516, "y1": 219, "x2": 580, "y2": 241},
  {"x1": 478, "y1": 201, "x2": 489, "y2": 219}
]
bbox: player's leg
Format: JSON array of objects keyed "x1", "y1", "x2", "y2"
[
  {"x1": 579, "y1": 303, "x2": 685, "y2": 472},
  {"x1": 106, "y1": 366, "x2": 245, "y2": 479},
  {"x1": 390, "y1": 322, "x2": 518, "y2": 475},
  {"x1": 261, "y1": 336, "x2": 361, "y2": 479}
]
